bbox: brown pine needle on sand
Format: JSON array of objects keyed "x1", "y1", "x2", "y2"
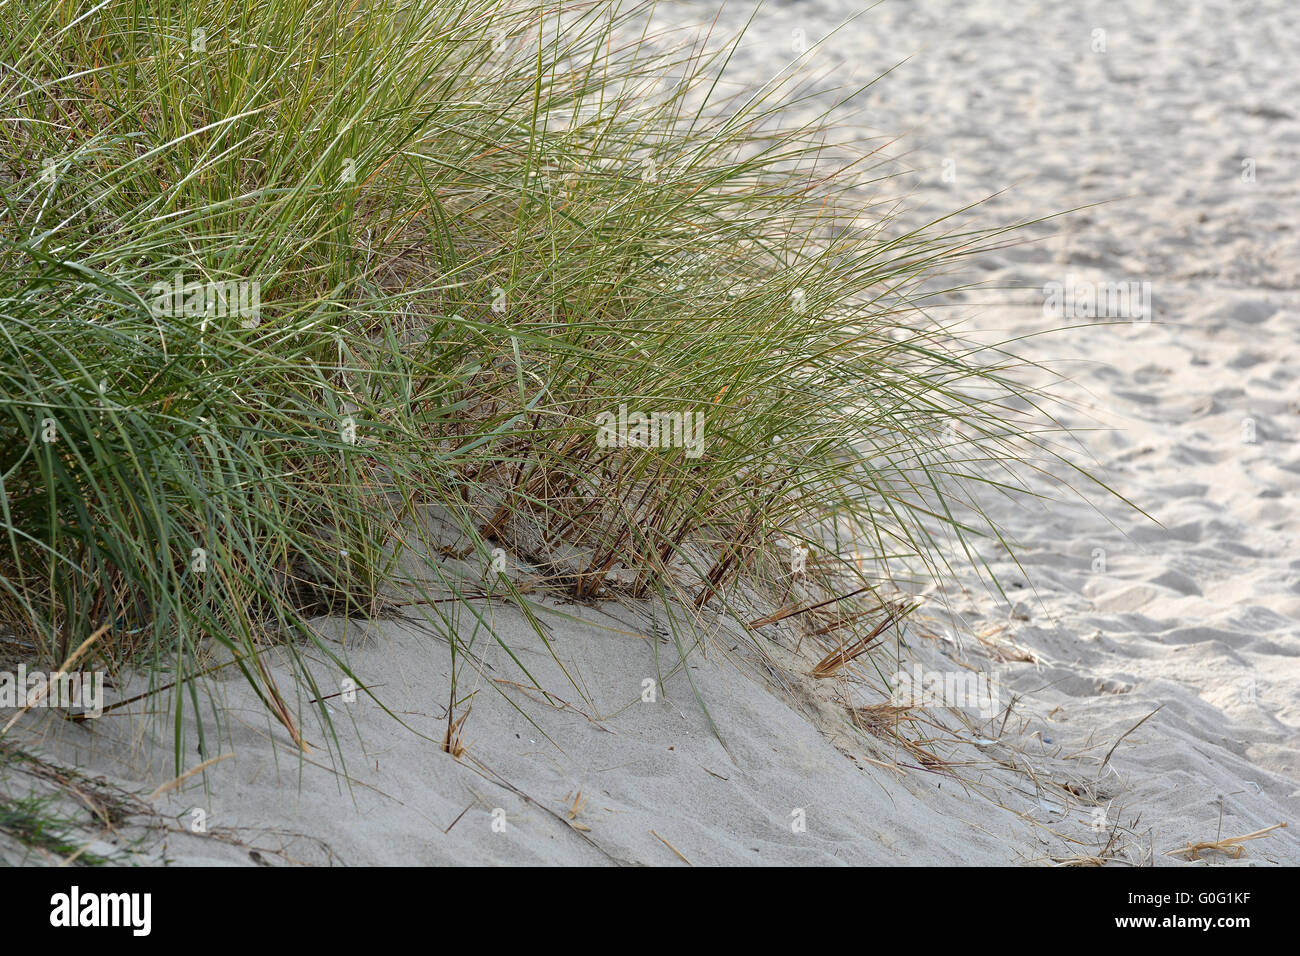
[{"x1": 651, "y1": 829, "x2": 692, "y2": 865}]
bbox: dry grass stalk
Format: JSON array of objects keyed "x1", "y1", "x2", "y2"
[
  {"x1": 1168, "y1": 822, "x2": 1287, "y2": 861},
  {"x1": 812, "y1": 602, "x2": 914, "y2": 679}
]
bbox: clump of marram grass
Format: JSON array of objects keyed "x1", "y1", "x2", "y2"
[{"x1": 0, "y1": 0, "x2": 1086, "y2": 767}]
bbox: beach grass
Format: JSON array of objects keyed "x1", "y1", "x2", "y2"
[{"x1": 0, "y1": 0, "x2": 1086, "y2": 767}]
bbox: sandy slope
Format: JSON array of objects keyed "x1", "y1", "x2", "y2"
[
  {"x1": 5, "y1": 0, "x2": 1299, "y2": 865},
  {"x1": 712, "y1": 0, "x2": 1300, "y2": 859}
]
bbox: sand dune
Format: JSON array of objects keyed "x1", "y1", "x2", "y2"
[{"x1": 5, "y1": 0, "x2": 1298, "y2": 865}]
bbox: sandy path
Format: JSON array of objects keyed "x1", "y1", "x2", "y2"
[{"x1": 675, "y1": 0, "x2": 1300, "y2": 856}]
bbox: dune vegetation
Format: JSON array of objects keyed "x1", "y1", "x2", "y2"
[{"x1": 0, "y1": 0, "x2": 1081, "y2": 767}]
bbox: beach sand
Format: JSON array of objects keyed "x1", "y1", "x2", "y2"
[{"x1": 5, "y1": 0, "x2": 1299, "y2": 865}]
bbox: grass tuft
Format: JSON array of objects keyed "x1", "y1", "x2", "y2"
[{"x1": 0, "y1": 0, "x2": 1099, "y2": 768}]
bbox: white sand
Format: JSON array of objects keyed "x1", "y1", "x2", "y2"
[{"x1": 5, "y1": 0, "x2": 1299, "y2": 865}]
